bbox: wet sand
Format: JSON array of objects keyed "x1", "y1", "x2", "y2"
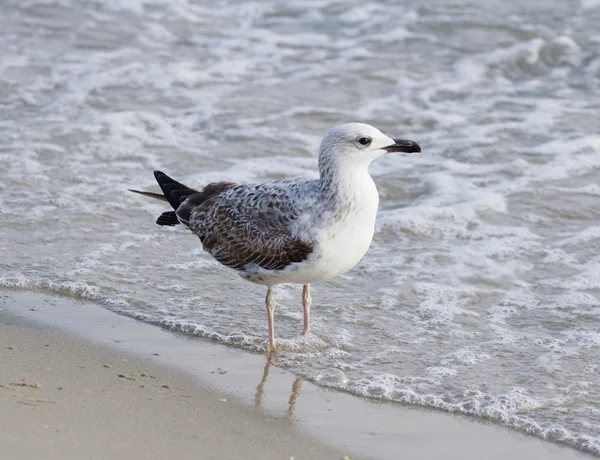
[
  {"x1": 0, "y1": 320, "x2": 348, "y2": 460},
  {"x1": 0, "y1": 291, "x2": 589, "y2": 460}
]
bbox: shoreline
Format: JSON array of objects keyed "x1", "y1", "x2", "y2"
[
  {"x1": 0, "y1": 289, "x2": 590, "y2": 460},
  {"x1": 0, "y1": 296, "x2": 348, "y2": 460}
]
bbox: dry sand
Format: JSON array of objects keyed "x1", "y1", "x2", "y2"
[{"x1": 0, "y1": 291, "x2": 591, "y2": 460}]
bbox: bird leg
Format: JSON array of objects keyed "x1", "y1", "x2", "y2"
[
  {"x1": 265, "y1": 287, "x2": 276, "y2": 352},
  {"x1": 302, "y1": 284, "x2": 311, "y2": 335}
]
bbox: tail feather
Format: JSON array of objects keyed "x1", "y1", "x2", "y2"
[
  {"x1": 128, "y1": 189, "x2": 168, "y2": 202},
  {"x1": 130, "y1": 170, "x2": 236, "y2": 228}
]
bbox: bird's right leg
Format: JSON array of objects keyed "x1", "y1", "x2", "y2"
[
  {"x1": 265, "y1": 287, "x2": 276, "y2": 352},
  {"x1": 302, "y1": 284, "x2": 311, "y2": 335}
]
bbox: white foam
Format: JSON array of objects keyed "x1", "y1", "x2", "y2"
[{"x1": 580, "y1": 0, "x2": 600, "y2": 10}]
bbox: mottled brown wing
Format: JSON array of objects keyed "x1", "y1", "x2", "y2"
[
  {"x1": 188, "y1": 186, "x2": 313, "y2": 271},
  {"x1": 175, "y1": 182, "x2": 237, "y2": 225}
]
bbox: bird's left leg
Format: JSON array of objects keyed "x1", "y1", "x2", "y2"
[{"x1": 302, "y1": 284, "x2": 311, "y2": 335}]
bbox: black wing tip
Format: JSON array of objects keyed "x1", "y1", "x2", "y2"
[
  {"x1": 156, "y1": 211, "x2": 179, "y2": 226},
  {"x1": 153, "y1": 170, "x2": 168, "y2": 182},
  {"x1": 152, "y1": 170, "x2": 191, "y2": 211}
]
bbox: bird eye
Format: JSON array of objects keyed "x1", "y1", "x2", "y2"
[{"x1": 358, "y1": 137, "x2": 372, "y2": 146}]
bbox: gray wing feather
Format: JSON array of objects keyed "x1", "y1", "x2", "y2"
[{"x1": 187, "y1": 183, "x2": 313, "y2": 271}]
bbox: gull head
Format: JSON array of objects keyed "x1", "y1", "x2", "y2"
[{"x1": 318, "y1": 123, "x2": 421, "y2": 171}]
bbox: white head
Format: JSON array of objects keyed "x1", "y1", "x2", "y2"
[{"x1": 318, "y1": 123, "x2": 420, "y2": 176}]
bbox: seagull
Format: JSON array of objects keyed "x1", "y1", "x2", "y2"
[{"x1": 130, "y1": 123, "x2": 421, "y2": 352}]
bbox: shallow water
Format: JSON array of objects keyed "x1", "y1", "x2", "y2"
[{"x1": 1, "y1": 0, "x2": 600, "y2": 454}]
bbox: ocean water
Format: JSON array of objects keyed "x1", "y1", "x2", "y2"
[{"x1": 1, "y1": 0, "x2": 600, "y2": 454}]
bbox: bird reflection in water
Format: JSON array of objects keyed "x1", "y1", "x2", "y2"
[{"x1": 255, "y1": 356, "x2": 303, "y2": 422}]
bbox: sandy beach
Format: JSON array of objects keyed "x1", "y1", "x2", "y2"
[
  {"x1": 0, "y1": 316, "x2": 347, "y2": 459},
  {"x1": 0, "y1": 291, "x2": 590, "y2": 460}
]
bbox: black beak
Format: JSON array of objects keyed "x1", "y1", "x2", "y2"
[{"x1": 382, "y1": 139, "x2": 421, "y2": 154}]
